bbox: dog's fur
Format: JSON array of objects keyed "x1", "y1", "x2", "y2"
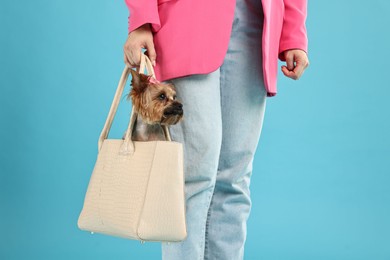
[{"x1": 122, "y1": 70, "x2": 183, "y2": 141}]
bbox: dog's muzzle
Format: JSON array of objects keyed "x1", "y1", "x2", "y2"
[{"x1": 163, "y1": 102, "x2": 183, "y2": 116}]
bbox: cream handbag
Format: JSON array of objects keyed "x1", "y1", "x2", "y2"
[{"x1": 77, "y1": 54, "x2": 187, "y2": 242}]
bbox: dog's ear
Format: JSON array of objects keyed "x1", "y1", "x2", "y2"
[
  {"x1": 130, "y1": 70, "x2": 151, "y2": 93},
  {"x1": 130, "y1": 70, "x2": 142, "y2": 90}
]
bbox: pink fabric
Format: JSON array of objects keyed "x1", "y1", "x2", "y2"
[{"x1": 125, "y1": 0, "x2": 308, "y2": 97}]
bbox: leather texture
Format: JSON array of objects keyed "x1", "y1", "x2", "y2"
[{"x1": 77, "y1": 54, "x2": 187, "y2": 242}]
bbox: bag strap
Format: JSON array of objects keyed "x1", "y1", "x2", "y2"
[{"x1": 98, "y1": 53, "x2": 171, "y2": 153}]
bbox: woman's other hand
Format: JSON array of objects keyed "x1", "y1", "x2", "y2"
[
  {"x1": 281, "y1": 49, "x2": 309, "y2": 80},
  {"x1": 124, "y1": 23, "x2": 156, "y2": 68}
]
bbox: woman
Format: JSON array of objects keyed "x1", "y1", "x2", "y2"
[{"x1": 124, "y1": 0, "x2": 309, "y2": 259}]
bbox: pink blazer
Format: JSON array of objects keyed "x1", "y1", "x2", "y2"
[{"x1": 125, "y1": 0, "x2": 308, "y2": 97}]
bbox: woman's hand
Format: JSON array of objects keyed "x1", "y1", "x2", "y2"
[
  {"x1": 124, "y1": 23, "x2": 157, "y2": 68},
  {"x1": 281, "y1": 49, "x2": 309, "y2": 80}
]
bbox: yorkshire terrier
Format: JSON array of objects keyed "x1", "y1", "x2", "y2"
[{"x1": 122, "y1": 70, "x2": 183, "y2": 141}]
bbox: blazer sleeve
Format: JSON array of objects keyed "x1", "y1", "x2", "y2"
[
  {"x1": 124, "y1": 0, "x2": 161, "y2": 34},
  {"x1": 278, "y1": 0, "x2": 309, "y2": 61}
]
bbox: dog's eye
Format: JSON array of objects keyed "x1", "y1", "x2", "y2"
[
  {"x1": 159, "y1": 94, "x2": 166, "y2": 100},
  {"x1": 173, "y1": 95, "x2": 177, "y2": 100}
]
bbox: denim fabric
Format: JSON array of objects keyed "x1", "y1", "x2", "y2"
[{"x1": 162, "y1": 0, "x2": 265, "y2": 259}]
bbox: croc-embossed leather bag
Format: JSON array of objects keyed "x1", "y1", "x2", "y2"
[{"x1": 77, "y1": 54, "x2": 187, "y2": 242}]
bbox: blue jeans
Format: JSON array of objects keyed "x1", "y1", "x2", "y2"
[{"x1": 162, "y1": 0, "x2": 265, "y2": 259}]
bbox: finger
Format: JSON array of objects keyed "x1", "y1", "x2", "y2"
[
  {"x1": 282, "y1": 57, "x2": 308, "y2": 80},
  {"x1": 293, "y1": 62, "x2": 305, "y2": 79},
  {"x1": 124, "y1": 52, "x2": 137, "y2": 68},
  {"x1": 281, "y1": 65, "x2": 298, "y2": 80},
  {"x1": 125, "y1": 50, "x2": 139, "y2": 68},
  {"x1": 294, "y1": 57, "x2": 309, "y2": 79},
  {"x1": 129, "y1": 48, "x2": 142, "y2": 66},
  {"x1": 124, "y1": 53, "x2": 131, "y2": 68},
  {"x1": 124, "y1": 44, "x2": 137, "y2": 67},
  {"x1": 125, "y1": 51, "x2": 138, "y2": 68},
  {"x1": 145, "y1": 40, "x2": 157, "y2": 66},
  {"x1": 285, "y1": 52, "x2": 295, "y2": 71}
]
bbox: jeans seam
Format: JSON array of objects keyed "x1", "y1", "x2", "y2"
[
  {"x1": 204, "y1": 65, "x2": 224, "y2": 260},
  {"x1": 203, "y1": 187, "x2": 215, "y2": 260}
]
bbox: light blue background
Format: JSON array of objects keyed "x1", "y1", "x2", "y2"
[{"x1": 1, "y1": 0, "x2": 389, "y2": 259}]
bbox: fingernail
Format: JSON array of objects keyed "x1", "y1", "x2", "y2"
[{"x1": 152, "y1": 60, "x2": 156, "y2": 66}]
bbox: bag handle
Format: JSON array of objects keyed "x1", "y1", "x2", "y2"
[{"x1": 98, "y1": 53, "x2": 171, "y2": 153}]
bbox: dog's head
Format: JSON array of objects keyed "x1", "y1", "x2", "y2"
[{"x1": 127, "y1": 70, "x2": 183, "y2": 125}]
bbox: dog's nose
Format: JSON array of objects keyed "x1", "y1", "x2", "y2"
[
  {"x1": 173, "y1": 102, "x2": 183, "y2": 109},
  {"x1": 164, "y1": 102, "x2": 183, "y2": 116}
]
